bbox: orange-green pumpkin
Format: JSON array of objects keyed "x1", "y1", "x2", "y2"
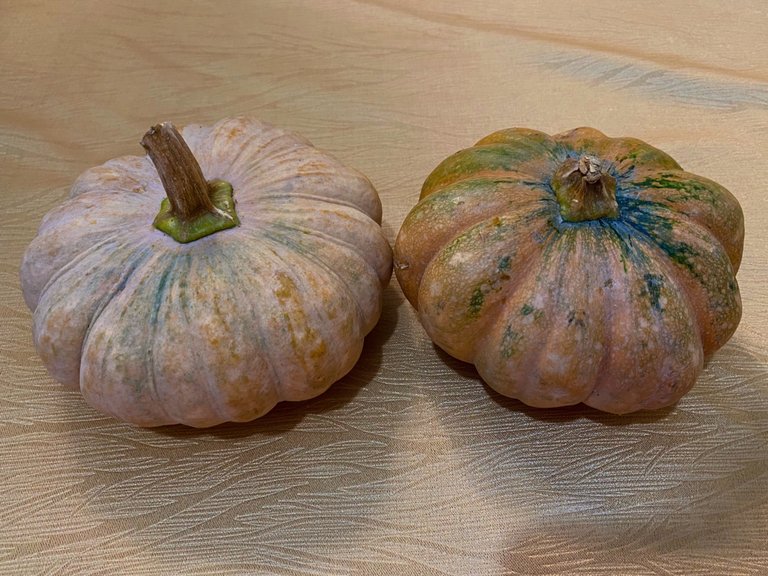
[
  {"x1": 21, "y1": 117, "x2": 392, "y2": 427},
  {"x1": 394, "y1": 127, "x2": 743, "y2": 414}
]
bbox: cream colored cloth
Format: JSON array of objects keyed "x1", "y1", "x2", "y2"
[{"x1": 1, "y1": 1, "x2": 766, "y2": 574}]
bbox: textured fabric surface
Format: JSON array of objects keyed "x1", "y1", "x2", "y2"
[{"x1": 1, "y1": 1, "x2": 766, "y2": 574}]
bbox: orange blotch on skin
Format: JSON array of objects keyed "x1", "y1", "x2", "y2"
[
  {"x1": 274, "y1": 273, "x2": 296, "y2": 301},
  {"x1": 310, "y1": 340, "x2": 327, "y2": 360}
]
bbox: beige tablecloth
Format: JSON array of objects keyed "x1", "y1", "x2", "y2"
[{"x1": 1, "y1": 1, "x2": 766, "y2": 574}]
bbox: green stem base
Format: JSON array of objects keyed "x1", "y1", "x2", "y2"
[{"x1": 153, "y1": 179, "x2": 239, "y2": 243}]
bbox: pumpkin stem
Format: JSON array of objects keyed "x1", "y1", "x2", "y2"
[
  {"x1": 142, "y1": 122, "x2": 239, "y2": 243},
  {"x1": 552, "y1": 155, "x2": 619, "y2": 222}
]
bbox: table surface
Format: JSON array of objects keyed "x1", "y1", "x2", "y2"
[{"x1": 2, "y1": 1, "x2": 767, "y2": 574}]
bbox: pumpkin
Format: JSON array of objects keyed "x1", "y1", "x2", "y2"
[
  {"x1": 394, "y1": 127, "x2": 743, "y2": 414},
  {"x1": 21, "y1": 117, "x2": 392, "y2": 427}
]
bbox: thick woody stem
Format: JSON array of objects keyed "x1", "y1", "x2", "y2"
[{"x1": 141, "y1": 122, "x2": 215, "y2": 219}]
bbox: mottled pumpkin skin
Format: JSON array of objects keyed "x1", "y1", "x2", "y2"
[
  {"x1": 394, "y1": 127, "x2": 743, "y2": 414},
  {"x1": 21, "y1": 117, "x2": 392, "y2": 427}
]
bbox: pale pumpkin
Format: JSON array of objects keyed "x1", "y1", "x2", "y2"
[
  {"x1": 21, "y1": 117, "x2": 392, "y2": 427},
  {"x1": 394, "y1": 127, "x2": 743, "y2": 414}
]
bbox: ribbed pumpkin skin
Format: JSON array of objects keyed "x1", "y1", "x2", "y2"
[
  {"x1": 394, "y1": 127, "x2": 743, "y2": 414},
  {"x1": 21, "y1": 117, "x2": 392, "y2": 427}
]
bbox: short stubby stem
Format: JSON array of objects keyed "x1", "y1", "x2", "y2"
[
  {"x1": 552, "y1": 155, "x2": 619, "y2": 222},
  {"x1": 142, "y1": 122, "x2": 239, "y2": 243}
]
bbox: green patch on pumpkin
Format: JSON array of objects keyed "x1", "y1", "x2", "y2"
[
  {"x1": 423, "y1": 144, "x2": 545, "y2": 193},
  {"x1": 501, "y1": 325, "x2": 522, "y2": 358},
  {"x1": 632, "y1": 175, "x2": 718, "y2": 207},
  {"x1": 520, "y1": 303, "x2": 534, "y2": 316},
  {"x1": 614, "y1": 200, "x2": 702, "y2": 280},
  {"x1": 642, "y1": 273, "x2": 665, "y2": 312},
  {"x1": 468, "y1": 287, "x2": 485, "y2": 317}
]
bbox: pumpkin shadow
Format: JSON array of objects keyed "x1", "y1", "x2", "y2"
[
  {"x1": 155, "y1": 282, "x2": 401, "y2": 440},
  {"x1": 431, "y1": 345, "x2": 676, "y2": 426}
]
